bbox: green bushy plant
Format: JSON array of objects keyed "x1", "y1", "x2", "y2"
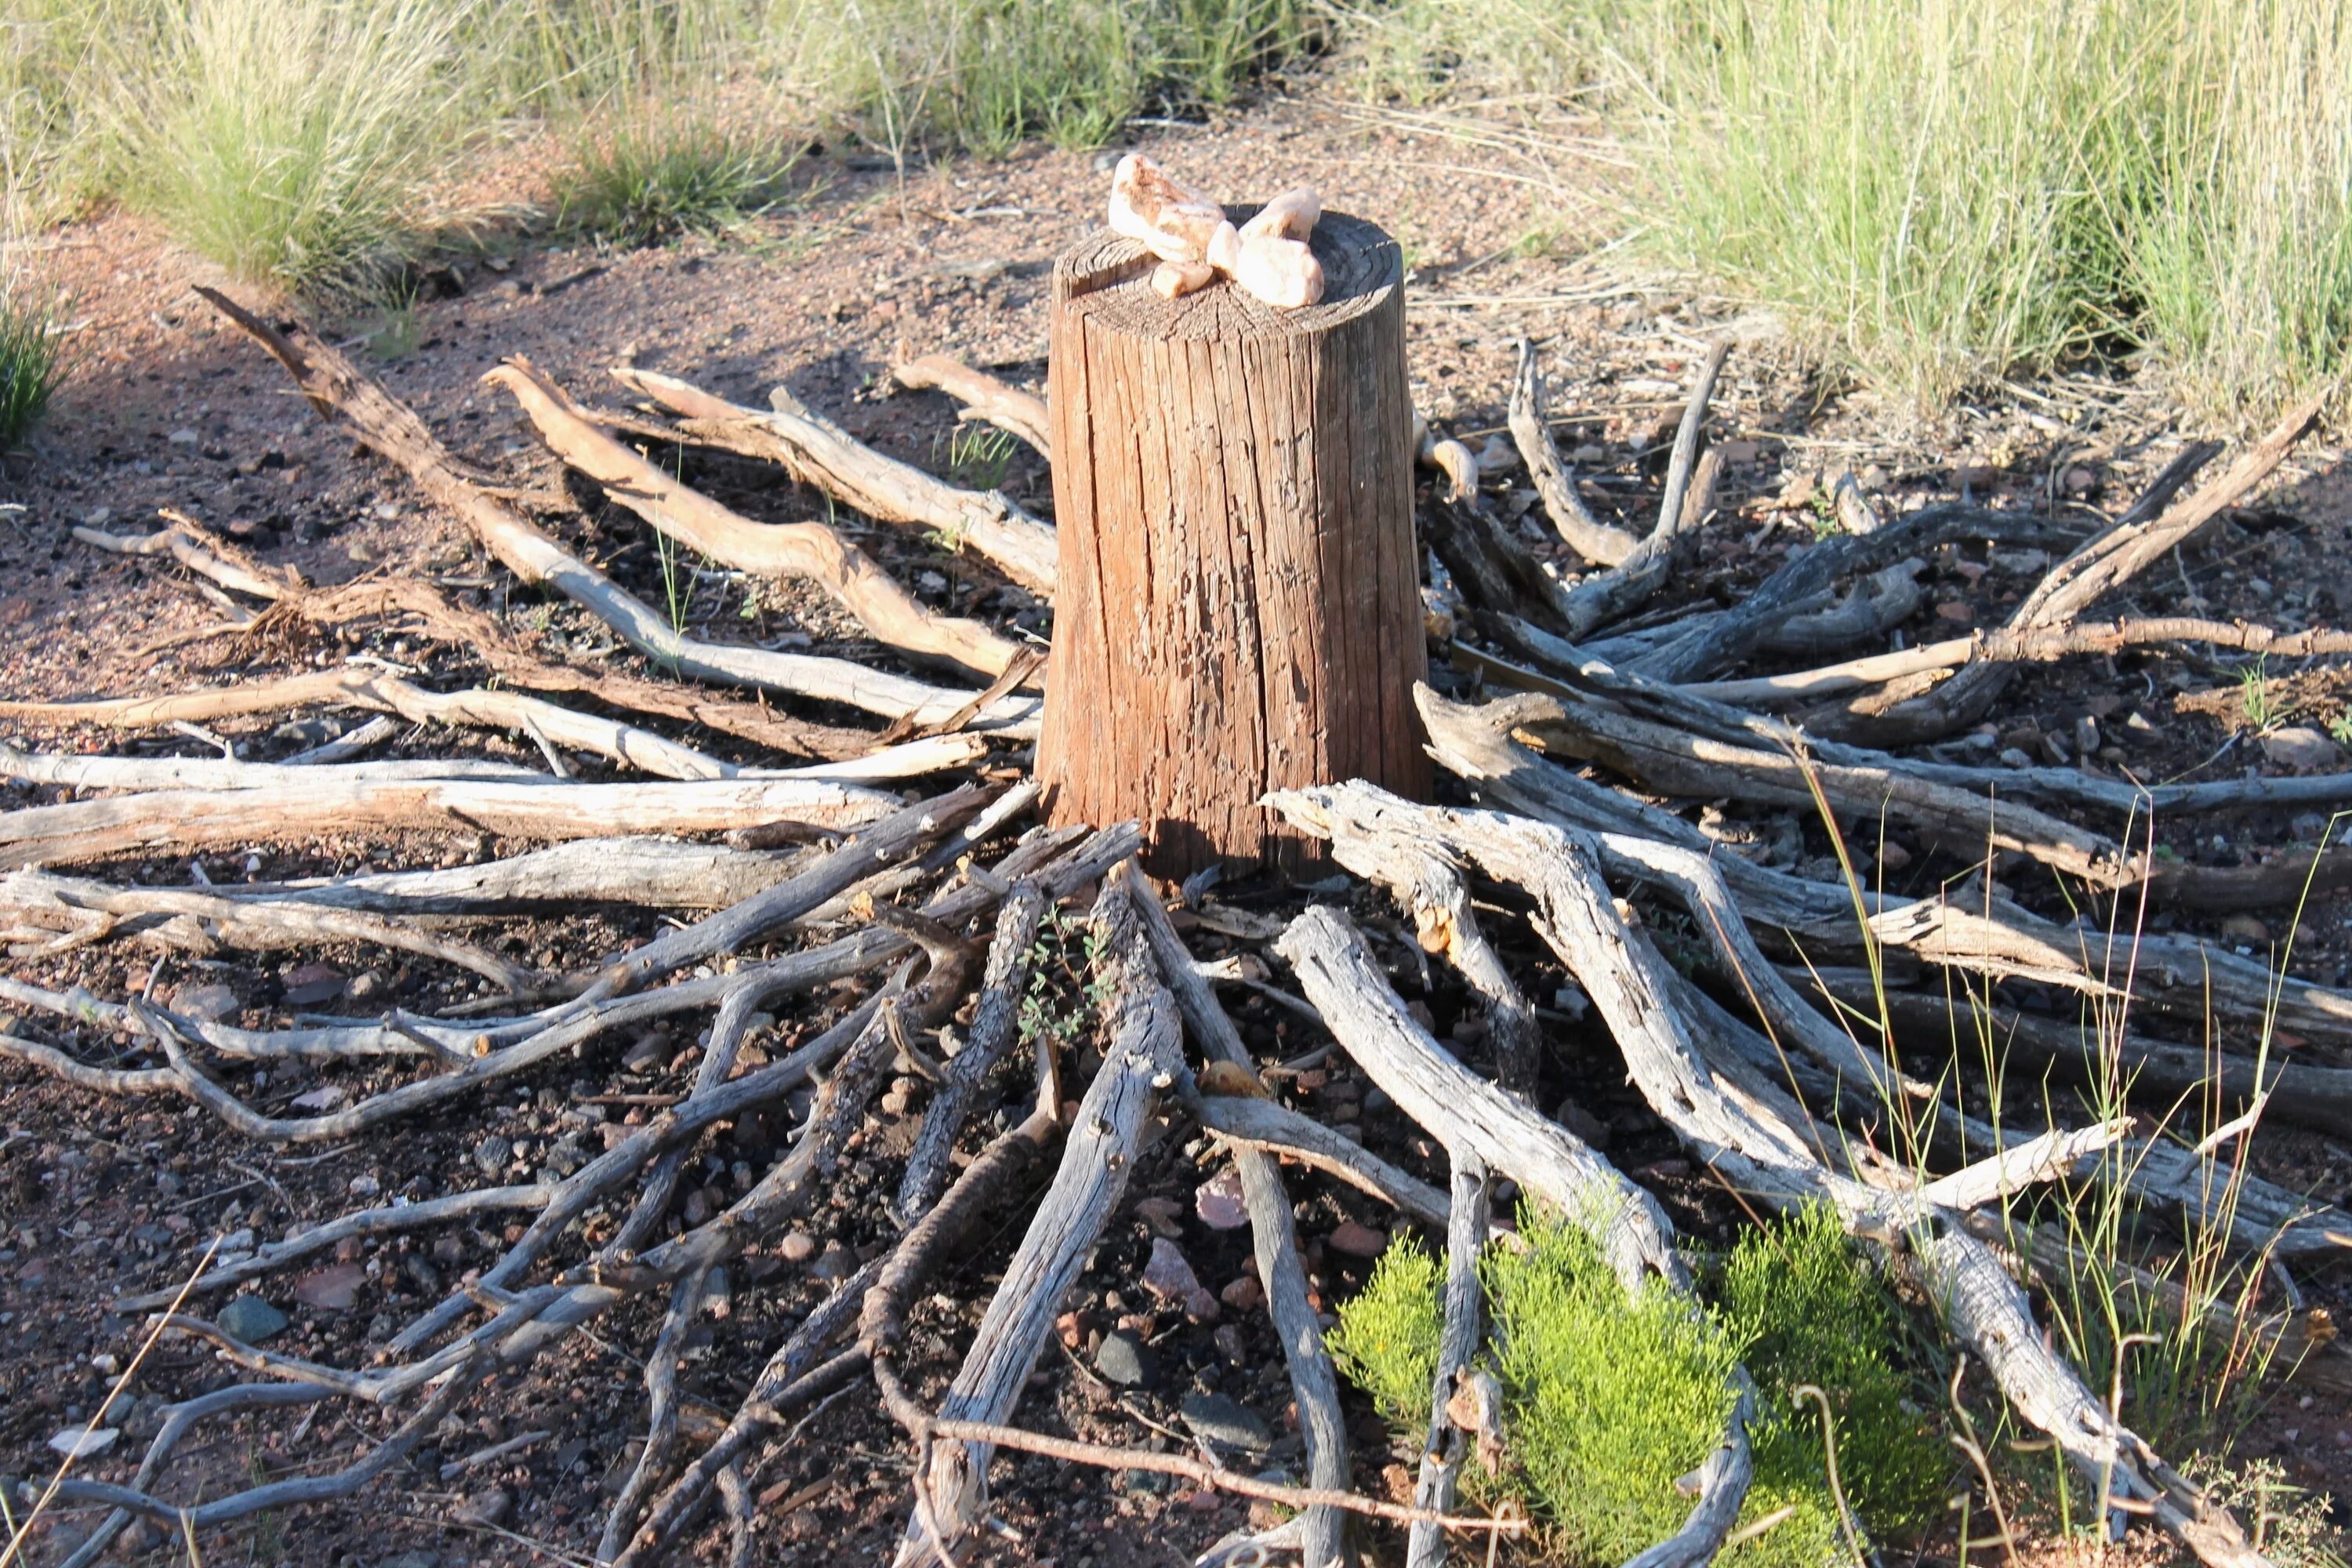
[
  {"x1": 103, "y1": 0, "x2": 481, "y2": 296},
  {"x1": 1332, "y1": 1203, "x2": 1944, "y2": 1567},
  {"x1": 1326, "y1": 1233, "x2": 1444, "y2": 1425},
  {"x1": 1719, "y1": 1201, "x2": 1948, "y2": 1537}
]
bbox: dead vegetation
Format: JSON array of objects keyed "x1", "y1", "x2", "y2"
[{"x1": 0, "y1": 275, "x2": 2348, "y2": 1568}]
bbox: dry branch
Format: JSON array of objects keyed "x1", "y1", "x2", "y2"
[
  {"x1": 197, "y1": 289, "x2": 1022, "y2": 735},
  {"x1": 1279, "y1": 787, "x2": 2277, "y2": 1568},
  {"x1": 899, "y1": 861, "x2": 1182, "y2": 1562},
  {"x1": 1414, "y1": 684, "x2": 2352, "y2": 1045},
  {"x1": 1407, "y1": 1152, "x2": 1489, "y2": 1568},
  {"x1": 1508, "y1": 338, "x2": 1638, "y2": 564},
  {"x1": 0, "y1": 869, "x2": 534, "y2": 990},
  {"x1": 0, "y1": 771, "x2": 901, "y2": 869},
  {"x1": 1132, "y1": 871, "x2": 1351, "y2": 1567},
  {"x1": 890, "y1": 353, "x2": 1051, "y2": 456},
  {"x1": 612, "y1": 365, "x2": 1058, "y2": 596},
  {"x1": 1824, "y1": 385, "x2": 2330, "y2": 745},
  {"x1": 488, "y1": 357, "x2": 1025, "y2": 680},
  {"x1": 218, "y1": 836, "x2": 818, "y2": 914}
]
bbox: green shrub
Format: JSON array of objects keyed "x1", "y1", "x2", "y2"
[
  {"x1": 1483, "y1": 1211, "x2": 1759, "y2": 1566},
  {"x1": 1327, "y1": 1233, "x2": 1444, "y2": 1426},
  {"x1": 1719, "y1": 1202, "x2": 1948, "y2": 1538},
  {"x1": 1331, "y1": 1204, "x2": 1944, "y2": 1568}
]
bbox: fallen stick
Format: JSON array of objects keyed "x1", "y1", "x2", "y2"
[
  {"x1": 1825, "y1": 385, "x2": 2331, "y2": 746},
  {"x1": 1130, "y1": 868, "x2": 1351, "y2": 1568},
  {"x1": 488, "y1": 358, "x2": 1024, "y2": 680},
  {"x1": 218, "y1": 837, "x2": 818, "y2": 914},
  {"x1": 1195, "y1": 1092, "x2": 1450, "y2": 1228},
  {"x1": 0, "y1": 672, "x2": 735, "y2": 782},
  {"x1": 1847, "y1": 979, "x2": 2352, "y2": 1140},
  {"x1": 894, "y1": 878, "x2": 1048, "y2": 1223},
  {"x1": 270, "y1": 579, "x2": 877, "y2": 760},
  {"x1": 898, "y1": 862, "x2": 1181, "y2": 1562},
  {"x1": 1270, "y1": 899, "x2": 1758, "y2": 1568},
  {"x1": 1293, "y1": 789, "x2": 2276, "y2": 1568},
  {"x1": 0, "y1": 869, "x2": 534, "y2": 990},
  {"x1": 1507, "y1": 338, "x2": 1638, "y2": 565},
  {"x1": 75, "y1": 514, "x2": 302, "y2": 601},
  {"x1": 1688, "y1": 616, "x2": 2352, "y2": 708},
  {"x1": 1307, "y1": 818, "x2": 1543, "y2": 1099},
  {"x1": 613, "y1": 365, "x2": 1058, "y2": 596},
  {"x1": 1555, "y1": 343, "x2": 1730, "y2": 641},
  {"x1": 114, "y1": 1184, "x2": 554, "y2": 1312},
  {"x1": 0, "y1": 772, "x2": 902, "y2": 869},
  {"x1": 889, "y1": 353, "x2": 1051, "y2": 457},
  {"x1": 1407, "y1": 1152, "x2": 1489, "y2": 1568},
  {"x1": 1503, "y1": 681, "x2": 2137, "y2": 888},
  {"x1": 195, "y1": 289, "x2": 1028, "y2": 735}
]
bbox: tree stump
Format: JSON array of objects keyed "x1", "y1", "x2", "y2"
[{"x1": 1037, "y1": 208, "x2": 1430, "y2": 877}]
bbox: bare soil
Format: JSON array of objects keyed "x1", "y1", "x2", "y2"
[{"x1": 2, "y1": 82, "x2": 2347, "y2": 1568}]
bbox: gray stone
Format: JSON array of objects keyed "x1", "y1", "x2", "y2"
[
  {"x1": 472, "y1": 1135, "x2": 514, "y2": 1178},
  {"x1": 379, "y1": 1553, "x2": 438, "y2": 1568},
  {"x1": 1094, "y1": 1328, "x2": 1156, "y2": 1388},
  {"x1": 1179, "y1": 1392, "x2": 1272, "y2": 1454},
  {"x1": 453, "y1": 1486, "x2": 513, "y2": 1527},
  {"x1": 2262, "y1": 727, "x2": 2344, "y2": 772},
  {"x1": 217, "y1": 1295, "x2": 288, "y2": 1343},
  {"x1": 170, "y1": 982, "x2": 239, "y2": 1022}
]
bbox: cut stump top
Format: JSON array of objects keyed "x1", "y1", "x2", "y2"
[{"x1": 1051, "y1": 208, "x2": 1403, "y2": 340}]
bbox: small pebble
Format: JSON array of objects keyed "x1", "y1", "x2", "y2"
[{"x1": 1326, "y1": 1221, "x2": 1388, "y2": 1259}]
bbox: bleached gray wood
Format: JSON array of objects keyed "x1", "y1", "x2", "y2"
[
  {"x1": 1279, "y1": 785, "x2": 2276, "y2": 1568},
  {"x1": 895, "y1": 879, "x2": 1049, "y2": 1224},
  {"x1": 1134, "y1": 874, "x2": 1352, "y2": 1568},
  {"x1": 902, "y1": 862, "x2": 1182, "y2": 1564},
  {"x1": 0, "y1": 773, "x2": 902, "y2": 869},
  {"x1": 1407, "y1": 1153, "x2": 1487, "y2": 1568}
]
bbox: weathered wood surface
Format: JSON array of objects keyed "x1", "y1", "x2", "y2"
[
  {"x1": 1131, "y1": 871, "x2": 1351, "y2": 1567},
  {"x1": 491, "y1": 358, "x2": 1025, "y2": 680},
  {"x1": 1407, "y1": 1152, "x2": 1488, "y2": 1568},
  {"x1": 905, "y1": 865, "x2": 1182, "y2": 1561},
  {"x1": 1037, "y1": 209, "x2": 1429, "y2": 876},
  {"x1": 1276, "y1": 785, "x2": 2277, "y2": 1568},
  {"x1": 0, "y1": 774, "x2": 902, "y2": 869}
]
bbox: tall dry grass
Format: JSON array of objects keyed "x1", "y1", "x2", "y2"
[{"x1": 1354, "y1": 0, "x2": 2352, "y2": 421}]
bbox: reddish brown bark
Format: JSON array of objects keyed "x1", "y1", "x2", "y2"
[{"x1": 1037, "y1": 209, "x2": 1431, "y2": 875}]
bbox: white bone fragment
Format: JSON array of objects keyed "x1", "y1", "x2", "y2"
[
  {"x1": 1108, "y1": 154, "x2": 1226, "y2": 263},
  {"x1": 1225, "y1": 230, "x2": 1324, "y2": 309},
  {"x1": 1240, "y1": 186, "x2": 1321, "y2": 243},
  {"x1": 1151, "y1": 260, "x2": 1217, "y2": 299}
]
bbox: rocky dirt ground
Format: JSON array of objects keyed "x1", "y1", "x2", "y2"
[{"x1": 1, "y1": 79, "x2": 2348, "y2": 1568}]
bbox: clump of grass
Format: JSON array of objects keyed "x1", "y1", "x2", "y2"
[
  {"x1": 1350, "y1": 0, "x2": 2352, "y2": 422},
  {"x1": 2182, "y1": 1455, "x2": 2350, "y2": 1568},
  {"x1": 0, "y1": 258, "x2": 60, "y2": 453},
  {"x1": 553, "y1": 104, "x2": 801, "y2": 246},
  {"x1": 104, "y1": 0, "x2": 479, "y2": 296},
  {"x1": 775, "y1": 0, "x2": 1319, "y2": 159},
  {"x1": 1330, "y1": 1204, "x2": 1940, "y2": 1567}
]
